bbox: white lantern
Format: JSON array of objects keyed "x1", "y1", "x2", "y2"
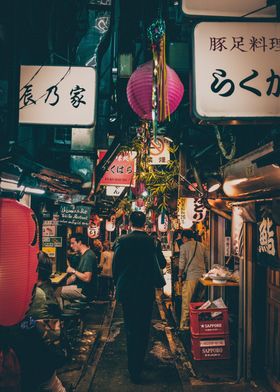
[
  {"x1": 106, "y1": 220, "x2": 115, "y2": 232},
  {"x1": 88, "y1": 224, "x2": 100, "y2": 239},
  {"x1": 158, "y1": 214, "x2": 168, "y2": 232},
  {"x1": 178, "y1": 197, "x2": 193, "y2": 228}
]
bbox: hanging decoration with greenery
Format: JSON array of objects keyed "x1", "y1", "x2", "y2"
[
  {"x1": 119, "y1": 122, "x2": 179, "y2": 214},
  {"x1": 147, "y1": 19, "x2": 169, "y2": 140}
]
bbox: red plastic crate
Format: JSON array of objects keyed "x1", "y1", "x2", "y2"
[
  {"x1": 191, "y1": 334, "x2": 230, "y2": 361},
  {"x1": 190, "y1": 302, "x2": 229, "y2": 337}
]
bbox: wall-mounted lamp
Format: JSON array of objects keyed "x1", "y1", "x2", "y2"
[
  {"x1": 207, "y1": 177, "x2": 222, "y2": 193},
  {"x1": 0, "y1": 179, "x2": 45, "y2": 195}
]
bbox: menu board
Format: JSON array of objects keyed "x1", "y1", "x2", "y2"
[{"x1": 59, "y1": 204, "x2": 91, "y2": 226}]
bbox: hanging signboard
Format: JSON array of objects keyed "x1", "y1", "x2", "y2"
[
  {"x1": 182, "y1": 0, "x2": 276, "y2": 18},
  {"x1": 186, "y1": 197, "x2": 207, "y2": 222},
  {"x1": 148, "y1": 137, "x2": 170, "y2": 165},
  {"x1": 19, "y1": 65, "x2": 96, "y2": 126},
  {"x1": 177, "y1": 197, "x2": 193, "y2": 229},
  {"x1": 193, "y1": 22, "x2": 280, "y2": 121},
  {"x1": 98, "y1": 150, "x2": 136, "y2": 187},
  {"x1": 59, "y1": 204, "x2": 91, "y2": 226},
  {"x1": 231, "y1": 207, "x2": 244, "y2": 260},
  {"x1": 106, "y1": 186, "x2": 126, "y2": 197},
  {"x1": 256, "y1": 202, "x2": 279, "y2": 268},
  {"x1": 224, "y1": 237, "x2": 231, "y2": 257}
]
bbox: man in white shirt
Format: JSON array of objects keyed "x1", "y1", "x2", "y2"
[{"x1": 178, "y1": 229, "x2": 208, "y2": 330}]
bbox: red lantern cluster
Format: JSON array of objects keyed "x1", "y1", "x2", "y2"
[
  {"x1": 127, "y1": 60, "x2": 184, "y2": 121},
  {"x1": 0, "y1": 198, "x2": 38, "y2": 326}
]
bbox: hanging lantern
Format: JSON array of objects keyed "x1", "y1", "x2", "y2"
[
  {"x1": 0, "y1": 198, "x2": 38, "y2": 326},
  {"x1": 186, "y1": 197, "x2": 207, "y2": 222},
  {"x1": 127, "y1": 61, "x2": 184, "y2": 121},
  {"x1": 158, "y1": 213, "x2": 168, "y2": 232},
  {"x1": 177, "y1": 197, "x2": 193, "y2": 229},
  {"x1": 106, "y1": 215, "x2": 116, "y2": 232},
  {"x1": 88, "y1": 224, "x2": 100, "y2": 239}
]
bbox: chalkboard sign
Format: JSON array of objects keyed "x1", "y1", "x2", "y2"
[{"x1": 59, "y1": 204, "x2": 91, "y2": 226}]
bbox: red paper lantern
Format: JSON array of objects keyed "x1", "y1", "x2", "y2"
[
  {"x1": 127, "y1": 60, "x2": 184, "y2": 120},
  {"x1": 0, "y1": 198, "x2": 38, "y2": 326}
]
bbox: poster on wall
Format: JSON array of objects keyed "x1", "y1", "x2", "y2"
[
  {"x1": 193, "y1": 22, "x2": 280, "y2": 121},
  {"x1": 256, "y1": 202, "x2": 279, "y2": 268}
]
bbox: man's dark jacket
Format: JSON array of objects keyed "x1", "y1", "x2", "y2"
[{"x1": 112, "y1": 230, "x2": 165, "y2": 302}]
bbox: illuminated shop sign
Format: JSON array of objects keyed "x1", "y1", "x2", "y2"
[
  {"x1": 182, "y1": 0, "x2": 276, "y2": 18},
  {"x1": 98, "y1": 150, "x2": 136, "y2": 187},
  {"x1": 19, "y1": 65, "x2": 96, "y2": 126},
  {"x1": 193, "y1": 22, "x2": 280, "y2": 120}
]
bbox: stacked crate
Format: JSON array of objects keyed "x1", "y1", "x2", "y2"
[{"x1": 189, "y1": 302, "x2": 230, "y2": 360}]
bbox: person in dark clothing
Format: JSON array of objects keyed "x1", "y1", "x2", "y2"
[
  {"x1": 56, "y1": 233, "x2": 98, "y2": 308},
  {"x1": 113, "y1": 211, "x2": 165, "y2": 384},
  {"x1": 33, "y1": 251, "x2": 60, "y2": 318},
  {"x1": 150, "y1": 232, "x2": 167, "y2": 269},
  {"x1": 112, "y1": 229, "x2": 128, "y2": 251}
]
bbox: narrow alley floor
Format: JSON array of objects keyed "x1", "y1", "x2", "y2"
[{"x1": 58, "y1": 299, "x2": 268, "y2": 392}]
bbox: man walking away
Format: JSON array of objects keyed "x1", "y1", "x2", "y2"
[
  {"x1": 113, "y1": 212, "x2": 165, "y2": 383},
  {"x1": 178, "y1": 229, "x2": 208, "y2": 330}
]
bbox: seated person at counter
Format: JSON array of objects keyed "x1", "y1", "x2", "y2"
[
  {"x1": 28, "y1": 251, "x2": 60, "y2": 319},
  {"x1": 56, "y1": 233, "x2": 98, "y2": 309}
]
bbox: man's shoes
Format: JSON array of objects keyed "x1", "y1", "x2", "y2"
[{"x1": 129, "y1": 371, "x2": 142, "y2": 384}]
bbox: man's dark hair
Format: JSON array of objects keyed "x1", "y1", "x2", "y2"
[
  {"x1": 130, "y1": 211, "x2": 146, "y2": 228},
  {"x1": 181, "y1": 229, "x2": 194, "y2": 240},
  {"x1": 71, "y1": 233, "x2": 88, "y2": 245},
  {"x1": 38, "y1": 251, "x2": 52, "y2": 281}
]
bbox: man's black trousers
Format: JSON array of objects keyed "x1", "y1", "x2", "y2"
[{"x1": 122, "y1": 298, "x2": 154, "y2": 377}]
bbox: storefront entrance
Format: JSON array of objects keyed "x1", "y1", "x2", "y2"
[{"x1": 266, "y1": 268, "x2": 280, "y2": 391}]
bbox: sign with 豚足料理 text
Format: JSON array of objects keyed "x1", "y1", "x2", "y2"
[
  {"x1": 59, "y1": 204, "x2": 91, "y2": 226},
  {"x1": 193, "y1": 22, "x2": 280, "y2": 120},
  {"x1": 99, "y1": 150, "x2": 136, "y2": 187},
  {"x1": 182, "y1": 0, "x2": 276, "y2": 18},
  {"x1": 19, "y1": 66, "x2": 96, "y2": 126}
]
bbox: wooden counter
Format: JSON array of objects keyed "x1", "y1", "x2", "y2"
[
  {"x1": 199, "y1": 277, "x2": 239, "y2": 287},
  {"x1": 50, "y1": 272, "x2": 67, "y2": 285}
]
